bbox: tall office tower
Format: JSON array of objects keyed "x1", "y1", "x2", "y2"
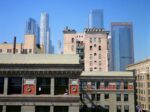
[
  {"x1": 111, "y1": 22, "x2": 134, "y2": 71},
  {"x1": 25, "y1": 18, "x2": 40, "y2": 45},
  {"x1": 63, "y1": 27, "x2": 109, "y2": 72},
  {"x1": 88, "y1": 9, "x2": 104, "y2": 28},
  {"x1": 40, "y1": 13, "x2": 51, "y2": 53}
]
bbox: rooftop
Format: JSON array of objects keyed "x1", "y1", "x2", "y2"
[
  {"x1": 81, "y1": 71, "x2": 133, "y2": 77},
  {"x1": 0, "y1": 54, "x2": 80, "y2": 64}
]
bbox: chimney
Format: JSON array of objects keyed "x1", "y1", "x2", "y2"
[{"x1": 13, "y1": 36, "x2": 16, "y2": 54}]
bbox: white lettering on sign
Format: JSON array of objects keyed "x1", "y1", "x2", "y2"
[{"x1": 24, "y1": 79, "x2": 35, "y2": 85}]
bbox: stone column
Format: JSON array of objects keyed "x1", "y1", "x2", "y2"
[
  {"x1": 4, "y1": 77, "x2": 8, "y2": 95},
  {"x1": 2, "y1": 105, "x2": 6, "y2": 112},
  {"x1": 21, "y1": 106, "x2": 35, "y2": 112},
  {"x1": 51, "y1": 78, "x2": 54, "y2": 95},
  {"x1": 50, "y1": 106, "x2": 54, "y2": 112}
]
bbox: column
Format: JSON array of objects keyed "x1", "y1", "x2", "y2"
[
  {"x1": 50, "y1": 106, "x2": 53, "y2": 112},
  {"x1": 51, "y1": 78, "x2": 54, "y2": 95},
  {"x1": 2, "y1": 105, "x2": 6, "y2": 112},
  {"x1": 4, "y1": 77, "x2": 8, "y2": 95}
]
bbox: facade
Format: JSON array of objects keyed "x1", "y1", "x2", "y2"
[
  {"x1": 0, "y1": 35, "x2": 44, "y2": 54},
  {"x1": 40, "y1": 13, "x2": 53, "y2": 54},
  {"x1": 88, "y1": 9, "x2": 103, "y2": 29},
  {"x1": 63, "y1": 27, "x2": 109, "y2": 72},
  {"x1": 111, "y1": 22, "x2": 134, "y2": 71},
  {"x1": 127, "y1": 58, "x2": 150, "y2": 112},
  {"x1": 25, "y1": 18, "x2": 40, "y2": 45},
  {"x1": 80, "y1": 71, "x2": 135, "y2": 112},
  {"x1": 0, "y1": 54, "x2": 82, "y2": 112}
]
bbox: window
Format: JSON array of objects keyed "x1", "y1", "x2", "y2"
[
  {"x1": 72, "y1": 38, "x2": 74, "y2": 43},
  {"x1": 8, "y1": 77, "x2": 22, "y2": 94},
  {"x1": 105, "y1": 105, "x2": 109, "y2": 112},
  {"x1": 15, "y1": 49, "x2": 18, "y2": 53},
  {"x1": 94, "y1": 37, "x2": 96, "y2": 42},
  {"x1": 94, "y1": 44, "x2": 96, "y2": 47},
  {"x1": 90, "y1": 54, "x2": 92, "y2": 59},
  {"x1": 124, "y1": 94, "x2": 128, "y2": 101},
  {"x1": 124, "y1": 105, "x2": 129, "y2": 112},
  {"x1": 0, "y1": 78, "x2": 4, "y2": 94},
  {"x1": 29, "y1": 49, "x2": 32, "y2": 53},
  {"x1": 116, "y1": 94, "x2": 121, "y2": 101},
  {"x1": 0, "y1": 49, "x2": 2, "y2": 53},
  {"x1": 90, "y1": 68, "x2": 93, "y2": 71},
  {"x1": 98, "y1": 38, "x2": 101, "y2": 43},
  {"x1": 104, "y1": 81, "x2": 109, "y2": 88},
  {"x1": 94, "y1": 67, "x2": 97, "y2": 70},
  {"x1": 94, "y1": 53, "x2": 97, "y2": 56},
  {"x1": 116, "y1": 105, "x2": 121, "y2": 112},
  {"x1": 99, "y1": 46, "x2": 101, "y2": 50},
  {"x1": 104, "y1": 93, "x2": 109, "y2": 99},
  {"x1": 90, "y1": 46, "x2": 92, "y2": 50},
  {"x1": 96, "y1": 94, "x2": 100, "y2": 101},
  {"x1": 7, "y1": 49, "x2": 12, "y2": 53},
  {"x1": 124, "y1": 82, "x2": 128, "y2": 89},
  {"x1": 36, "y1": 78, "x2": 50, "y2": 95},
  {"x1": 99, "y1": 61, "x2": 101, "y2": 65},
  {"x1": 90, "y1": 38, "x2": 92, "y2": 43},
  {"x1": 35, "y1": 106, "x2": 50, "y2": 112},
  {"x1": 6, "y1": 106, "x2": 21, "y2": 112},
  {"x1": 96, "y1": 81, "x2": 100, "y2": 89},
  {"x1": 91, "y1": 94, "x2": 95, "y2": 101},
  {"x1": 90, "y1": 61, "x2": 92, "y2": 66},
  {"x1": 116, "y1": 82, "x2": 121, "y2": 89},
  {"x1": 99, "y1": 54, "x2": 101, "y2": 59}
]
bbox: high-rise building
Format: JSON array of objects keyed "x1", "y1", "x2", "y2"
[
  {"x1": 63, "y1": 27, "x2": 109, "y2": 72},
  {"x1": 25, "y1": 18, "x2": 40, "y2": 45},
  {"x1": 111, "y1": 22, "x2": 134, "y2": 71},
  {"x1": 40, "y1": 13, "x2": 51, "y2": 53},
  {"x1": 88, "y1": 9, "x2": 103, "y2": 28}
]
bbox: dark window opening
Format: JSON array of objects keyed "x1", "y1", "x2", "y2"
[
  {"x1": 105, "y1": 105, "x2": 109, "y2": 112},
  {"x1": 104, "y1": 94, "x2": 109, "y2": 99},
  {"x1": 116, "y1": 81, "x2": 121, "y2": 89},
  {"x1": 35, "y1": 106, "x2": 50, "y2": 112},
  {"x1": 96, "y1": 81, "x2": 100, "y2": 89},
  {"x1": 91, "y1": 94, "x2": 95, "y2": 101},
  {"x1": 8, "y1": 77, "x2": 22, "y2": 95},
  {"x1": 0, "y1": 78, "x2": 4, "y2": 94},
  {"x1": 96, "y1": 94, "x2": 100, "y2": 101},
  {"x1": 99, "y1": 46, "x2": 101, "y2": 50},
  {"x1": 6, "y1": 106, "x2": 21, "y2": 112},
  {"x1": 72, "y1": 38, "x2": 74, "y2": 43},
  {"x1": 55, "y1": 78, "x2": 68, "y2": 95},
  {"x1": 36, "y1": 78, "x2": 50, "y2": 95},
  {"x1": 104, "y1": 81, "x2": 109, "y2": 88},
  {"x1": 117, "y1": 105, "x2": 121, "y2": 112},
  {"x1": 124, "y1": 82, "x2": 128, "y2": 89},
  {"x1": 90, "y1": 46, "x2": 92, "y2": 50},
  {"x1": 124, "y1": 105, "x2": 129, "y2": 112},
  {"x1": 0, "y1": 106, "x2": 2, "y2": 112},
  {"x1": 116, "y1": 94, "x2": 121, "y2": 101},
  {"x1": 124, "y1": 94, "x2": 128, "y2": 101},
  {"x1": 54, "y1": 106, "x2": 68, "y2": 112}
]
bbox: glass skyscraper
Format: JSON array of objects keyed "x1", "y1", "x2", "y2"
[
  {"x1": 40, "y1": 13, "x2": 51, "y2": 53},
  {"x1": 25, "y1": 18, "x2": 40, "y2": 45},
  {"x1": 111, "y1": 22, "x2": 134, "y2": 71},
  {"x1": 88, "y1": 9, "x2": 103, "y2": 28}
]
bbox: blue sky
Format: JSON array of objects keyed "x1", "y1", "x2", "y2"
[{"x1": 0, "y1": 0, "x2": 149, "y2": 62}]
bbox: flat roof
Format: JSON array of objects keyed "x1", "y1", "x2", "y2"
[
  {"x1": 0, "y1": 54, "x2": 80, "y2": 64},
  {"x1": 81, "y1": 71, "x2": 133, "y2": 77}
]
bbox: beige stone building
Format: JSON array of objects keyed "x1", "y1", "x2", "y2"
[
  {"x1": 80, "y1": 71, "x2": 135, "y2": 112},
  {"x1": 63, "y1": 27, "x2": 109, "y2": 72},
  {"x1": 0, "y1": 35, "x2": 44, "y2": 54},
  {"x1": 127, "y1": 58, "x2": 150, "y2": 112}
]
